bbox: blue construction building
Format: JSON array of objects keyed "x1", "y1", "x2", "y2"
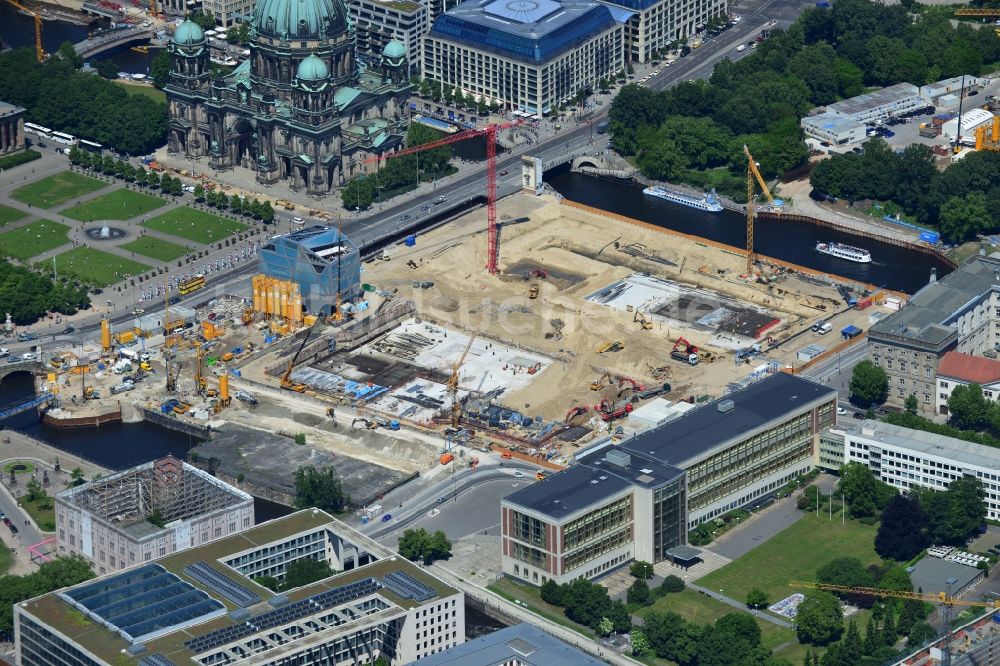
[{"x1": 259, "y1": 225, "x2": 361, "y2": 315}]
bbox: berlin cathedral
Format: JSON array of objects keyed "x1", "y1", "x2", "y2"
[{"x1": 164, "y1": 0, "x2": 412, "y2": 196}]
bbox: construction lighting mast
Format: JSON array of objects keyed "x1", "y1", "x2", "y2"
[
  {"x1": 448, "y1": 333, "x2": 477, "y2": 428},
  {"x1": 4, "y1": 0, "x2": 43, "y2": 62},
  {"x1": 366, "y1": 121, "x2": 520, "y2": 275},
  {"x1": 743, "y1": 144, "x2": 776, "y2": 277}
]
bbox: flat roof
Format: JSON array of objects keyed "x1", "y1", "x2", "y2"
[
  {"x1": 0, "y1": 101, "x2": 24, "y2": 118},
  {"x1": 870, "y1": 254, "x2": 1000, "y2": 349},
  {"x1": 665, "y1": 545, "x2": 701, "y2": 561},
  {"x1": 909, "y1": 557, "x2": 982, "y2": 596},
  {"x1": 429, "y1": 0, "x2": 619, "y2": 64},
  {"x1": 620, "y1": 373, "x2": 835, "y2": 466},
  {"x1": 845, "y1": 420, "x2": 1000, "y2": 472},
  {"x1": 21, "y1": 510, "x2": 456, "y2": 664},
  {"x1": 280, "y1": 225, "x2": 356, "y2": 253},
  {"x1": 404, "y1": 623, "x2": 605, "y2": 666},
  {"x1": 801, "y1": 111, "x2": 865, "y2": 132},
  {"x1": 825, "y1": 82, "x2": 922, "y2": 118},
  {"x1": 503, "y1": 462, "x2": 633, "y2": 520}
]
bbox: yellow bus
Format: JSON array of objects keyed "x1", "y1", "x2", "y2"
[{"x1": 178, "y1": 274, "x2": 206, "y2": 295}]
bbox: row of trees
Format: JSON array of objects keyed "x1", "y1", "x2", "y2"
[
  {"x1": 0, "y1": 260, "x2": 92, "y2": 324},
  {"x1": 397, "y1": 528, "x2": 452, "y2": 565},
  {"x1": 608, "y1": 0, "x2": 1000, "y2": 197},
  {"x1": 633, "y1": 609, "x2": 783, "y2": 665},
  {"x1": 811, "y1": 142, "x2": 1000, "y2": 241},
  {"x1": 0, "y1": 47, "x2": 167, "y2": 155},
  {"x1": 194, "y1": 186, "x2": 275, "y2": 222},
  {"x1": 0, "y1": 556, "x2": 95, "y2": 632},
  {"x1": 340, "y1": 124, "x2": 455, "y2": 210},
  {"x1": 413, "y1": 79, "x2": 505, "y2": 116}
]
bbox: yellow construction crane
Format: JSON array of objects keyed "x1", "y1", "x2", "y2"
[
  {"x1": 448, "y1": 333, "x2": 478, "y2": 428},
  {"x1": 955, "y1": 7, "x2": 1000, "y2": 16},
  {"x1": 743, "y1": 144, "x2": 777, "y2": 277},
  {"x1": 4, "y1": 0, "x2": 43, "y2": 62},
  {"x1": 792, "y1": 580, "x2": 1000, "y2": 665},
  {"x1": 280, "y1": 315, "x2": 323, "y2": 392},
  {"x1": 194, "y1": 344, "x2": 206, "y2": 394}
]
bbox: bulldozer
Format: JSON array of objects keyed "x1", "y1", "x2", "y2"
[{"x1": 597, "y1": 341, "x2": 624, "y2": 354}]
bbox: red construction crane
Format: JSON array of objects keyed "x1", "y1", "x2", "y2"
[{"x1": 366, "y1": 120, "x2": 520, "y2": 275}]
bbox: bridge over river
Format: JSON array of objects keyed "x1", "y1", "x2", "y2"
[{"x1": 74, "y1": 26, "x2": 152, "y2": 59}]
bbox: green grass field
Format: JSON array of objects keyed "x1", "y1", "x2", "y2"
[
  {"x1": 61, "y1": 189, "x2": 166, "y2": 222},
  {"x1": 0, "y1": 219, "x2": 71, "y2": 259},
  {"x1": 488, "y1": 578, "x2": 593, "y2": 638},
  {"x1": 47, "y1": 247, "x2": 150, "y2": 287},
  {"x1": 699, "y1": 513, "x2": 881, "y2": 612},
  {"x1": 114, "y1": 80, "x2": 167, "y2": 104},
  {"x1": 0, "y1": 204, "x2": 27, "y2": 226},
  {"x1": 142, "y1": 207, "x2": 246, "y2": 244},
  {"x1": 22, "y1": 495, "x2": 55, "y2": 532},
  {"x1": 12, "y1": 171, "x2": 105, "y2": 209},
  {"x1": 120, "y1": 236, "x2": 190, "y2": 262}
]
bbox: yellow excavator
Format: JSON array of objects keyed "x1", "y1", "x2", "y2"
[{"x1": 634, "y1": 310, "x2": 653, "y2": 330}]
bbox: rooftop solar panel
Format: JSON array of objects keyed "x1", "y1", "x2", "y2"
[
  {"x1": 139, "y1": 654, "x2": 176, "y2": 666},
  {"x1": 381, "y1": 571, "x2": 436, "y2": 602},
  {"x1": 58, "y1": 564, "x2": 226, "y2": 644},
  {"x1": 184, "y1": 562, "x2": 262, "y2": 608}
]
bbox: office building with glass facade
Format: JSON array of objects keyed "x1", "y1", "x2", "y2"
[
  {"x1": 422, "y1": 0, "x2": 626, "y2": 115},
  {"x1": 16, "y1": 510, "x2": 465, "y2": 666},
  {"x1": 501, "y1": 373, "x2": 836, "y2": 585},
  {"x1": 259, "y1": 225, "x2": 362, "y2": 314},
  {"x1": 597, "y1": 0, "x2": 727, "y2": 63}
]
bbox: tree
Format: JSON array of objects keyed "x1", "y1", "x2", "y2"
[
  {"x1": 916, "y1": 476, "x2": 986, "y2": 545},
  {"x1": 192, "y1": 10, "x2": 216, "y2": 29},
  {"x1": 397, "y1": 528, "x2": 452, "y2": 564},
  {"x1": 562, "y1": 579, "x2": 612, "y2": 630},
  {"x1": 293, "y1": 466, "x2": 351, "y2": 513},
  {"x1": 627, "y1": 579, "x2": 651, "y2": 606},
  {"x1": 630, "y1": 560, "x2": 654, "y2": 579},
  {"x1": 282, "y1": 558, "x2": 333, "y2": 589},
  {"x1": 939, "y1": 192, "x2": 992, "y2": 243},
  {"x1": 57, "y1": 41, "x2": 82, "y2": 69},
  {"x1": 796, "y1": 591, "x2": 844, "y2": 645},
  {"x1": 70, "y1": 467, "x2": 85, "y2": 485},
  {"x1": 254, "y1": 575, "x2": 280, "y2": 592},
  {"x1": 849, "y1": 360, "x2": 888, "y2": 407},
  {"x1": 150, "y1": 50, "x2": 171, "y2": 89},
  {"x1": 0, "y1": 555, "x2": 94, "y2": 632},
  {"x1": 838, "y1": 462, "x2": 895, "y2": 518},
  {"x1": 631, "y1": 628, "x2": 654, "y2": 657},
  {"x1": 540, "y1": 578, "x2": 564, "y2": 605},
  {"x1": 904, "y1": 394, "x2": 918, "y2": 415},
  {"x1": 908, "y1": 621, "x2": 936, "y2": 646},
  {"x1": 875, "y1": 493, "x2": 929, "y2": 560},
  {"x1": 193, "y1": 184, "x2": 206, "y2": 202},
  {"x1": 747, "y1": 587, "x2": 769, "y2": 609},
  {"x1": 643, "y1": 611, "x2": 698, "y2": 663},
  {"x1": 419, "y1": 79, "x2": 431, "y2": 97},
  {"x1": 598, "y1": 616, "x2": 614, "y2": 637},
  {"x1": 817, "y1": 557, "x2": 874, "y2": 589},
  {"x1": 947, "y1": 383, "x2": 991, "y2": 430},
  {"x1": 609, "y1": 599, "x2": 632, "y2": 633},
  {"x1": 26, "y1": 477, "x2": 46, "y2": 502},
  {"x1": 94, "y1": 59, "x2": 119, "y2": 80},
  {"x1": 659, "y1": 574, "x2": 685, "y2": 594},
  {"x1": 259, "y1": 200, "x2": 275, "y2": 223}
]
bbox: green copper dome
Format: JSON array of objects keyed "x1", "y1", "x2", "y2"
[
  {"x1": 382, "y1": 40, "x2": 406, "y2": 59},
  {"x1": 253, "y1": 0, "x2": 349, "y2": 40},
  {"x1": 296, "y1": 54, "x2": 329, "y2": 81},
  {"x1": 172, "y1": 19, "x2": 206, "y2": 45}
]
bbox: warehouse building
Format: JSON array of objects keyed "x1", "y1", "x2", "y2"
[
  {"x1": 258, "y1": 225, "x2": 361, "y2": 315},
  {"x1": 351, "y1": 0, "x2": 427, "y2": 73},
  {"x1": 17, "y1": 509, "x2": 465, "y2": 665},
  {"x1": 800, "y1": 111, "x2": 868, "y2": 145},
  {"x1": 55, "y1": 455, "x2": 254, "y2": 576},
  {"x1": 821, "y1": 82, "x2": 926, "y2": 125},
  {"x1": 501, "y1": 373, "x2": 837, "y2": 585},
  {"x1": 920, "y1": 75, "x2": 985, "y2": 105},
  {"x1": 869, "y1": 254, "x2": 1000, "y2": 413},
  {"x1": 942, "y1": 108, "x2": 994, "y2": 139},
  {"x1": 422, "y1": 0, "x2": 626, "y2": 115},
  {"x1": 596, "y1": 0, "x2": 727, "y2": 64},
  {"x1": 834, "y1": 420, "x2": 1000, "y2": 521}
]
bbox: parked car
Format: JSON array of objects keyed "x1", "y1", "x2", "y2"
[
  {"x1": 400, "y1": 214, "x2": 413, "y2": 222},
  {"x1": 837, "y1": 407, "x2": 847, "y2": 415},
  {"x1": 62, "y1": 326, "x2": 75, "y2": 334},
  {"x1": 132, "y1": 308, "x2": 145, "y2": 315},
  {"x1": 436, "y1": 497, "x2": 448, "y2": 504},
  {"x1": 736, "y1": 44, "x2": 747, "y2": 52},
  {"x1": 513, "y1": 471, "x2": 524, "y2": 478}
]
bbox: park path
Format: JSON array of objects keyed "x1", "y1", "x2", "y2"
[{"x1": 685, "y1": 583, "x2": 793, "y2": 628}]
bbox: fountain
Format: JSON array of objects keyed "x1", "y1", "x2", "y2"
[{"x1": 84, "y1": 225, "x2": 128, "y2": 241}]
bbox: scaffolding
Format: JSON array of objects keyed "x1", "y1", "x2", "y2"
[{"x1": 59, "y1": 456, "x2": 248, "y2": 528}]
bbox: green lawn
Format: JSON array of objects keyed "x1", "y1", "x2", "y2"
[
  {"x1": 0, "y1": 219, "x2": 70, "y2": 259},
  {"x1": 0, "y1": 204, "x2": 27, "y2": 226},
  {"x1": 114, "y1": 80, "x2": 167, "y2": 104},
  {"x1": 22, "y1": 495, "x2": 55, "y2": 532},
  {"x1": 488, "y1": 578, "x2": 593, "y2": 638},
  {"x1": 699, "y1": 513, "x2": 881, "y2": 615},
  {"x1": 12, "y1": 171, "x2": 105, "y2": 209},
  {"x1": 142, "y1": 207, "x2": 246, "y2": 244},
  {"x1": 47, "y1": 247, "x2": 150, "y2": 287},
  {"x1": 120, "y1": 236, "x2": 191, "y2": 262},
  {"x1": 61, "y1": 189, "x2": 165, "y2": 222}
]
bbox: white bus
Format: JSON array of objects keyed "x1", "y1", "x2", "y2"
[
  {"x1": 23, "y1": 123, "x2": 52, "y2": 139},
  {"x1": 50, "y1": 131, "x2": 78, "y2": 146},
  {"x1": 78, "y1": 139, "x2": 103, "y2": 154}
]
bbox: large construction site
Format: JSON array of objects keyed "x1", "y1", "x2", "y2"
[{"x1": 25, "y1": 183, "x2": 897, "y2": 492}]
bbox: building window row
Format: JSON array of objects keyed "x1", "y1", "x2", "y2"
[{"x1": 562, "y1": 496, "x2": 631, "y2": 550}]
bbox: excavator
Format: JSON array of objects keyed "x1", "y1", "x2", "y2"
[
  {"x1": 634, "y1": 310, "x2": 653, "y2": 330},
  {"x1": 671, "y1": 337, "x2": 699, "y2": 366},
  {"x1": 565, "y1": 405, "x2": 589, "y2": 424},
  {"x1": 280, "y1": 316, "x2": 324, "y2": 393},
  {"x1": 617, "y1": 377, "x2": 644, "y2": 399},
  {"x1": 590, "y1": 371, "x2": 613, "y2": 391},
  {"x1": 597, "y1": 341, "x2": 624, "y2": 354}
]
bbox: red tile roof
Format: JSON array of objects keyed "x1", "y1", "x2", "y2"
[{"x1": 938, "y1": 351, "x2": 1000, "y2": 385}]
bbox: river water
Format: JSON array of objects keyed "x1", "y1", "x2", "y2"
[
  {"x1": 0, "y1": 4, "x2": 161, "y2": 74},
  {"x1": 546, "y1": 169, "x2": 953, "y2": 295}
]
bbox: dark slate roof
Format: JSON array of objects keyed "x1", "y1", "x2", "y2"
[
  {"x1": 403, "y1": 623, "x2": 605, "y2": 666},
  {"x1": 503, "y1": 463, "x2": 632, "y2": 520},
  {"x1": 620, "y1": 372, "x2": 835, "y2": 466}
]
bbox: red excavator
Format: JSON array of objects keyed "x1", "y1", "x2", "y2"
[
  {"x1": 594, "y1": 398, "x2": 633, "y2": 422},
  {"x1": 565, "y1": 405, "x2": 589, "y2": 424},
  {"x1": 671, "y1": 337, "x2": 700, "y2": 366}
]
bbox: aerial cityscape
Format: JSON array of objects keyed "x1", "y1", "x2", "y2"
[{"x1": 0, "y1": 0, "x2": 999, "y2": 663}]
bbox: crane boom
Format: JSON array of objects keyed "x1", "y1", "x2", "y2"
[
  {"x1": 366, "y1": 120, "x2": 521, "y2": 275},
  {"x1": 4, "y1": 0, "x2": 43, "y2": 62},
  {"x1": 790, "y1": 581, "x2": 1000, "y2": 608},
  {"x1": 742, "y1": 144, "x2": 776, "y2": 277},
  {"x1": 448, "y1": 333, "x2": 478, "y2": 427},
  {"x1": 280, "y1": 317, "x2": 323, "y2": 390}
]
